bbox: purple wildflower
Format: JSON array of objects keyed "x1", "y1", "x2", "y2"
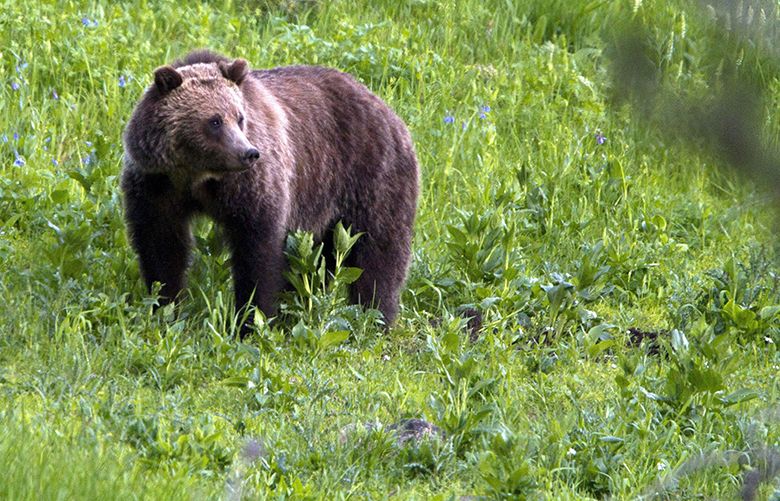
[
  {"x1": 118, "y1": 75, "x2": 126, "y2": 88},
  {"x1": 81, "y1": 17, "x2": 90, "y2": 26},
  {"x1": 13, "y1": 133, "x2": 19, "y2": 141},
  {"x1": 11, "y1": 81, "x2": 20, "y2": 91},
  {"x1": 16, "y1": 62, "x2": 28, "y2": 74},
  {"x1": 1, "y1": 135, "x2": 7, "y2": 143},
  {"x1": 481, "y1": 105, "x2": 491, "y2": 113},
  {"x1": 52, "y1": 89, "x2": 59, "y2": 100},
  {"x1": 595, "y1": 132, "x2": 606, "y2": 145},
  {"x1": 85, "y1": 141, "x2": 93, "y2": 147},
  {"x1": 444, "y1": 114, "x2": 454, "y2": 124},
  {"x1": 13, "y1": 152, "x2": 25, "y2": 167},
  {"x1": 461, "y1": 121, "x2": 468, "y2": 130},
  {"x1": 479, "y1": 112, "x2": 487, "y2": 119},
  {"x1": 52, "y1": 158, "x2": 59, "y2": 166}
]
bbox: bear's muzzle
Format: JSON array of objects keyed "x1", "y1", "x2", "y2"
[{"x1": 241, "y1": 148, "x2": 260, "y2": 168}]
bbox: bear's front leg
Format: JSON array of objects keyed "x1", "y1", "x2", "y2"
[
  {"x1": 227, "y1": 221, "x2": 287, "y2": 329},
  {"x1": 123, "y1": 172, "x2": 194, "y2": 306}
]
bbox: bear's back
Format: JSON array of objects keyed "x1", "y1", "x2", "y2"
[
  {"x1": 250, "y1": 66, "x2": 391, "y2": 122},
  {"x1": 246, "y1": 65, "x2": 417, "y2": 235}
]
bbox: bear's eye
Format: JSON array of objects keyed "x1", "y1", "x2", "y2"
[
  {"x1": 237, "y1": 114, "x2": 245, "y2": 128},
  {"x1": 208, "y1": 116, "x2": 223, "y2": 130}
]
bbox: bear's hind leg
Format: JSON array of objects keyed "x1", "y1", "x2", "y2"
[{"x1": 347, "y1": 233, "x2": 411, "y2": 325}]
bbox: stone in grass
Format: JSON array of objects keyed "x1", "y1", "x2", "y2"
[
  {"x1": 627, "y1": 327, "x2": 664, "y2": 355},
  {"x1": 339, "y1": 418, "x2": 444, "y2": 446},
  {"x1": 457, "y1": 307, "x2": 483, "y2": 343},
  {"x1": 428, "y1": 307, "x2": 484, "y2": 342},
  {"x1": 387, "y1": 418, "x2": 445, "y2": 446},
  {"x1": 337, "y1": 420, "x2": 380, "y2": 445}
]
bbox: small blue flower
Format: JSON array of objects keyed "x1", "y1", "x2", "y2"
[
  {"x1": 444, "y1": 114, "x2": 455, "y2": 124},
  {"x1": 82, "y1": 152, "x2": 96, "y2": 165},
  {"x1": 11, "y1": 81, "x2": 20, "y2": 91},
  {"x1": 81, "y1": 17, "x2": 98, "y2": 28},
  {"x1": 85, "y1": 141, "x2": 93, "y2": 147},
  {"x1": 461, "y1": 121, "x2": 468, "y2": 130},
  {"x1": 479, "y1": 112, "x2": 487, "y2": 120},
  {"x1": 13, "y1": 152, "x2": 25, "y2": 167},
  {"x1": 52, "y1": 158, "x2": 59, "y2": 166},
  {"x1": 52, "y1": 89, "x2": 59, "y2": 100},
  {"x1": 595, "y1": 132, "x2": 606, "y2": 145},
  {"x1": 1, "y1": 134, "x2": 7, "y2": 143},
  {"x1": 81, "y1": 17, "x2": 90, "y2": 26},
  {"x1": 481, "y1": 105, "x2": 491, "y2": 113},
  {"x1": 118, "y1": 75, "x2": 126, "y2": 88},
  {"x1": 13, "y1": 133, "x2": 19, "y2": 141},
  {"x1": 15, "y1": 62, "x2": 28, "y2": 74}
]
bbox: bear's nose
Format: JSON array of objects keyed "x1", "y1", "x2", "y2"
[{"x1": 242, "y1": 148, "x2": 260, "y2": 164}]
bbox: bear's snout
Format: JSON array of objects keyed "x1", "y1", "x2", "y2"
[{"x1": 241, "y1": 148, "x2": 260, "y2": 167}]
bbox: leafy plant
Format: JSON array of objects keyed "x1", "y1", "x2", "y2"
[
  {"x1": 425, "y1": 318, "x2": 498, "y2": 455},
  {"x1": 280, "y1": 221, "x2": 380, "y2": 352},
  {"x1": 704, "y1": 257, "x2": 780, "y2": 342},
  {"x1": 445, "y1": 207, "x2": 519, "y2": 286}
]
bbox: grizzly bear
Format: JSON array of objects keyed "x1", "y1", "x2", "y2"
[{"x1": 122, "y1": 50, "x2": 419, "y2": 330}]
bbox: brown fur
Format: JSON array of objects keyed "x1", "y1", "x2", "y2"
[{"x1": 122, "y1": 50, "x2": 419, "y2": 330}]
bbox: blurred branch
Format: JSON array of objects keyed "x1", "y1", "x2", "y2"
[{"x1": 607, "y1": 1, "x2": 780, "y2": 202}]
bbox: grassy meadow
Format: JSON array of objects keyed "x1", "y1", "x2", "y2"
[{"x1": 1, "y1": 0, "x2": 780, "y2": 498}]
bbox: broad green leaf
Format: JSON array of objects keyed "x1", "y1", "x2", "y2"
[
  {"x1": 719, "y1": 388, "x2": 759, "y2": 406},
  {"x1": 759, "y1": 305, "x2": 780, "y2": 320},
  {"x1": 651, "y1": 214, "x2": 667, "y2": 231},
  {"x1": 587, "y1": 339, "x2": 615, "y2": 358},
  {"x1": 50, "y1": 189, "x2": 69, "y2": 203},
  {"x1": 319, "y1": 330, "x2": 350, "y2": 350},
  {"x1": 221, "y1": 376, "x2": 250, "y2": 388},
  {"x1": 587, "y1": 323, "x2": 614, "y2": 342},
  {"x1": 688, "y1": 367, "x2": 723, "y2": 393},
  {"x1": 337, "y1": 267, "x2": 363, "y2": 284}
]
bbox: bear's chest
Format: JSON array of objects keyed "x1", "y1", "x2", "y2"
[{"x1": 190, "y1": 177, "x2": 226, "y2": 217}]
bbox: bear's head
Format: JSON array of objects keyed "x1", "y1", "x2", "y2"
[{"x1": 125, "y1": 58, "x2": 260, "y2": 177}]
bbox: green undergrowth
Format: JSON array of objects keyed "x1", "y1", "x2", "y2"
[{"x1": 1, "y1": 0, "x2": 780, "y2": 498}]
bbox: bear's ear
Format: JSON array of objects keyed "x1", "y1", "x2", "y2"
[
  {"x1": 153, "y1": 66, "x2": 183, "y2": 94},
  {"x1": 219, "y1": 59, "x2": 249, "y2": 85}
]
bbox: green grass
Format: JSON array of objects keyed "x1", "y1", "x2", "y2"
[{"x1": 1, "y1": 0, "x2": 780, "y2": 498}]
